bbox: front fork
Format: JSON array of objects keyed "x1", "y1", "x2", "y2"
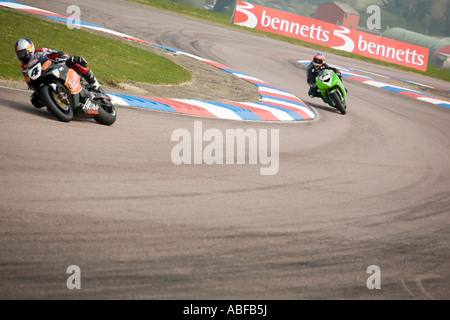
[
  {"x1": 320, "y1": 89, "x2": 333, "y2": 105},
  {"x1": 323, "y1": 85, "x2": 346, "y2": 106}
]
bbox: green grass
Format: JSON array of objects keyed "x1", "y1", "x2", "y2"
[
  {"x1": 0, "y1": 8, "x2": 191, "y2": 86},
  {"x1": 128, "y1": 0, "x2": 450, "y2": 82}
]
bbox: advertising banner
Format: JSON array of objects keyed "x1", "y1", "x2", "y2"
[{"x1": 233, "y1": 1, "x2": 429, "y2": 71}]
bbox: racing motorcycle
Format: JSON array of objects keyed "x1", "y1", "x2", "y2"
[
  {"x1": 24, "y1": 52, "x2": 116, "y2": 125},
  {"x1": 315, "y1": 69, "x2": 347, "y2": 115}
]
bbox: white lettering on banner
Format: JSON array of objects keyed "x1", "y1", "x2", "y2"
[
  {"x1": 261, "y1": 10, "x2": 269, "y2": 27},
  {"x1": 261, "y1": 10, "x2": 330, "y2": 43},
  {"x1": 332, "y1": 27, "x2": 355, "y2": 52},
  {"x1": 261, "y1": 10, "x2": 424, "y2": 66},
  {"x1": 234, "y1": 2, "x2": 258, "y2": 28},
  {"x1": 233, "y1": 1, "x2": 429, "y2": 71},
  {"x1": 299, "y1": 25, "x2": 308, "y2": 37},
  {"x1": 358, "y1": 36, "x2": 425, "y2": 66}
]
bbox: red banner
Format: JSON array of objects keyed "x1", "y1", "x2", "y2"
[{"x1": 233, "y1": 1, "x2": 429, "y2": 71}]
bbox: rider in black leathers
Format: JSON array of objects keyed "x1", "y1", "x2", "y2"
[
  {"x1": 307, "y1": 52, "x2": 343, "y2": 99},
  {"x1": 15, "y1": 38, "x2": 102, "y2": 109}
]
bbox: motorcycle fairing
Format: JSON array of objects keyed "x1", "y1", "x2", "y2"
[{"x1": 316, "y1": 69, "x2": 347, "y2": 106}]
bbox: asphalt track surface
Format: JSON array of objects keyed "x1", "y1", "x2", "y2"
[{"x1": 1, "y1": 0, "x2": 449, "y2": 300}]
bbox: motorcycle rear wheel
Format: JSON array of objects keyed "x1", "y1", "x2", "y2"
[
  {"x1": 330, "y1": 91, "x2": 346, "y2": 115},
  {"x1": 40, "y1": 85, "x2": 74, "y2": 122}
]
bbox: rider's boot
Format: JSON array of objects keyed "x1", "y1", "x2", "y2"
[
  {"x1": 30, "y1": 92, "x2": 45, "y2": 109},
  {"x1": 83, "y1": 70, "x2": 101, "y2": 92},
  {"x1": 308, "y1": 86, "x2": 318, "y2": 98}
]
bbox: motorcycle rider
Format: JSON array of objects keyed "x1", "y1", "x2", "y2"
[
  {"x1": 15, "y1": 38, "x2": 101, "y2": 108},
  {"x1": 306, "y1": 52, "x2": 344, "y2": 99}
]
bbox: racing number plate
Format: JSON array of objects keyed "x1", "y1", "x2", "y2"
[{"x1": 28, "y1": 63, "x2": 42, "y2": 80}]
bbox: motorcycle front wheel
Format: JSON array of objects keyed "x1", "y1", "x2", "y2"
[
  {"x1": 39, "y1": 84, "x2": 74, "y2": 122},
  {"x1": 330, "y1": 91, "x2": 346, "y2": 115}
]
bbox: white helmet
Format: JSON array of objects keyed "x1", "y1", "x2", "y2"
[{"x1": 15, "y1": 38, "x2": 35, "y2": 63}]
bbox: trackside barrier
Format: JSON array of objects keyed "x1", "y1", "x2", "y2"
[{"x1": 233, "y1": 1, "x2": 429, "y2": 72}]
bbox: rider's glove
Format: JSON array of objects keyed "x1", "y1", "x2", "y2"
[{"x1": 54, "y1": 54, "x2": 69, "y2": 64}]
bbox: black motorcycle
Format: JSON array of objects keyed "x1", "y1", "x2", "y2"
[{"x1": 24, "y1": 52, "x2": 116, "y2": 125}]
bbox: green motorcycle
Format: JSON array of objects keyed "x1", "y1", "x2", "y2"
[{"x1": 316, "y1": 69, "x2": 347, "y2": 115}]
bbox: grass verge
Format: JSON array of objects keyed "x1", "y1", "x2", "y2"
[
  {"x1": 128, "y1": 0, "x2": 450, "y2": 83},
  {"x1": 0, "y1": 8, "x2": 191, "y2": 86}
]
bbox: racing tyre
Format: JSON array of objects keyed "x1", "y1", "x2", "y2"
[
  {"x1": 39, "y1": 84, "x2": 74, "y2": 122},
  {"x1": 94, "y1": 101, "x2": 117, "y2": 125},
  {"x1": 330, "y1": 91, "x2": 346, "y2": 115}
]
